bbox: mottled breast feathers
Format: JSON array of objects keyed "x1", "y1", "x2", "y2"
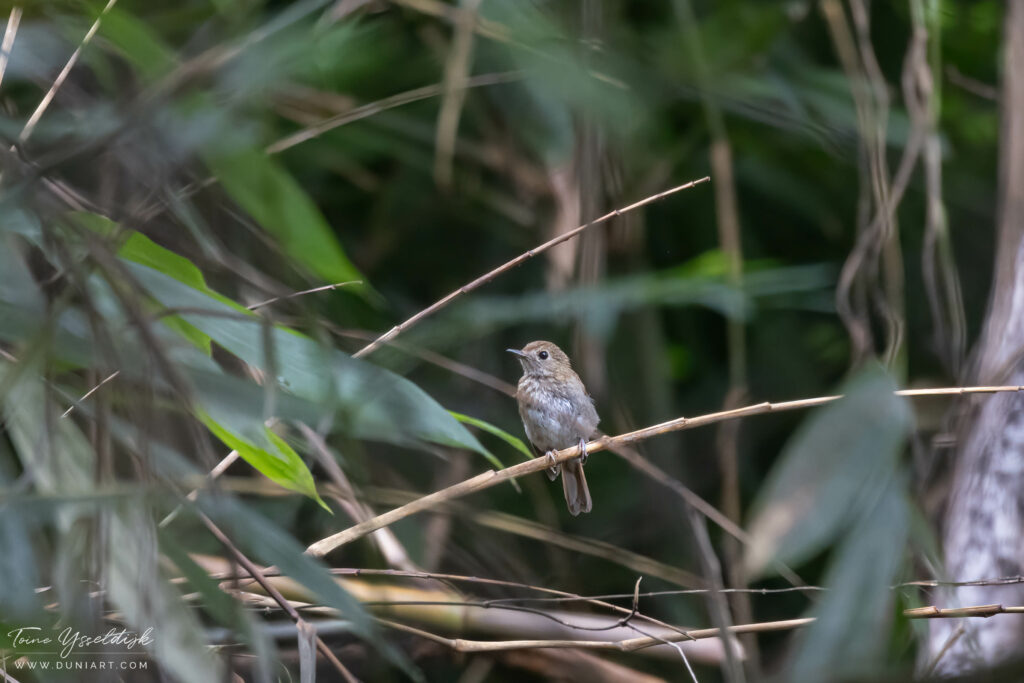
[{"x1": 516, "y1": 372, "x2": 599, "y2": 453}]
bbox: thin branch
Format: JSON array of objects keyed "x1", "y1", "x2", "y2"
[
  {"x1": 348, "y1": 599, "x2": 688, "y2": 636},
  {"x1": 433, "y1": 0, "x2": 481, "y2": 188},
  {"x1": 466, "y1": 506, "x2": 704, "y2": 588},
  {"x1": 906, "y1": 604, "x2": 1024, "y2": 618},
  {"x1": 629, "y1": 622, "x2": 700, "y2": 681},
  {"x1": 306, "y1": 384, "x2": 1024, "y2": 557},
  {"x1": 60, "y1": 370, "x2": 120, "y2": 418},
  {"x1": 18, "y1": 0, "x2": 118, "y2": 144},
  {"x1": 158, "y1": 451, "x2": 239, "y2": 527},
  {"x1": 923, "y1": 625, "x2": 965, "y2": 677},
  {"x1": 198, "y1": 512, "x2": 361, "y2": 682},
  {"x1": 0, "y1": 7, "x2": 22, "y2": 90},
  {"x1": 379, "y1": 617, "x2": 815, "y2": 653},
  {"x1": 910, "y1": 0, "x2": 966, "y2": 375},
  {"x1": 374, "y1": 601, "x2": 1024, "y2": 654},
  {"x1": 246, "y1": 281, "x2": 361, "y2": 310},
  {"x1": 351, "y1": 177, "x2": 711, "y2": 358},
  {"x1": 237, "y1": 589, "x2": 716, "y2": 663},
  {"x1": 945, "y1": 65, "x2": 998, "y2": 101},
  {"x1": 670, "y1": 14, "x2": 752, "y2": 661},
  {"x1": 606, "y1": 438, "x2": 805, "y2": 587},
  {"x1": 366, "y1": 486, "x2": 704, "y2": 587},
  {"x1": 296, "y1": 422, "x2": 417, "y2": 571},
  {"x1": 133, "y1": 72, "x2": 522, "y2": 222},
  {"x1": 162, "y1": 565, "x2": 1024, "y2": 600},
  {"x1": 317, "y1": 596, "x2": 1024, "y2": 622},
  {"x1": 328, "y1": 326, "x2": 517, "y2": 395},
  {"x1": 219, "y1": 564, "x2": 697, "y2": 642},
  {"x1": 332, "y1": 330, "x2": 795, "y2": 584},
  {"x1": 266, "y1": 72, "x2": 520, "y2": 155},
  {"x1": 899, "y1": 576, "x2": 1024, "y2": 589},
  {"x1": 686, "y1": 506, "x2": 743, "y2": 682},
  {"x1": 823, "y1": 0, "x2": 905, "y2": 366}
]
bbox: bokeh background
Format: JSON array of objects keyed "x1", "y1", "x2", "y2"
[{"x1": 0, "y1": 0, "x2": 1015, "y2": 681}]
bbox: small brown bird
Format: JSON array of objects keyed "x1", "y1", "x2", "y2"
[{"x1": 508, "y1": 341, "x2": 599, "y2": 516}]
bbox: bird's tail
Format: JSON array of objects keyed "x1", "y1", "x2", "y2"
[{"x1": 561, "y1": 459, "x2": 592, "y2": 516}]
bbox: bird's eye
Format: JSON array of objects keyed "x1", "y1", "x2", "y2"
[{"x1": 538, "y1": 350, "x2": 549, "y2": 360}]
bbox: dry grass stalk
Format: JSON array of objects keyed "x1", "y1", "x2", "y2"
[
  {"x1": 352, "y1": 177, "x2": 711, "y2": 358},
  {"x1": 307, "y1": 384, "x2": 1024, "y2": 557}
]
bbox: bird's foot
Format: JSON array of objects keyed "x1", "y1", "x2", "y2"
[
  {"x1": 578, "y1": 437, "x2": 588, "y2": 466},
  {"x1": 544, "y1": 450, "x2": 560, "y2": 481}
]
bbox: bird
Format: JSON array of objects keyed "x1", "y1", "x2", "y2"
[{"x1": 508, "y1": 341, "x2": 599, "y2": 516}]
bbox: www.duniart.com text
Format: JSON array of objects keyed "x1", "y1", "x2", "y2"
[{"x1": 14, "y1": 659, "x2": 149, "y2": 671}]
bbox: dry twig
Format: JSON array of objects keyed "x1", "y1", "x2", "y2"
[
  {"x1": 433, "y1": 0, "x2": 481, "y2": 188},
  {"x1": 246, "y1": 281, "x2": 361, "y2": 310},
  {"x1": 18, "y1": 0, "x2": 118, "y2": 144},
  {"x1": 199, "y1": 512, "x2": 361, "y2": 682},
  {"x1": 266, "y1": 72, "x2": 520, "y2": 155},
  {"x1": 240, "y1": 594, "x2": 1024, "y2": 656},
  {"x1": 0, "y1": 7, "x2": 22, "y2": 90},
  {"x1": 307, "y1": 384, "x2": 1024, "y2": 557},
  {"x1": 352, "y1": 177, "x2": 711, "y2": 358}
]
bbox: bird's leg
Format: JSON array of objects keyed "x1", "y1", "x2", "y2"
[
  {"x1": 545, "y1": 450, "x2": 558, "y2": 469},
  {"x1": 543, "y1": 450, "x2": 560, "y2": 481},
  {"x1": 578, "y1": 437, "x2": 588, "y2": 466}
]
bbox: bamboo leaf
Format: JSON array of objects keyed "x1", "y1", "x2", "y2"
[
  {"x1": 744, "y1": 367, "x2": 911, "y2": 578},
  {"x1": 123, "y1": 260, "x2": 490, "y2": 456},
  {"x1": 198, "y1": 411, "x2": 328, "y2": 511},
  {"x1": 205, "y1": 147, "x2": 373, "y2": 298},
  {"x1": 118, "y1": 230, "x2": 214, "y2": 354},
  {"x1": 203, "y1": 496, "x2": 422, "y2": 681}
]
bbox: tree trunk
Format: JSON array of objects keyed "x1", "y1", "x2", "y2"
[{"x1": 926, "y1": 1, "x2": 1024, "y2": 675}]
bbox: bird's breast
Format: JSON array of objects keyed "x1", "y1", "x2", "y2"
[{"x1": 517, "y1": 377, "x2": 593, "y2": 451}]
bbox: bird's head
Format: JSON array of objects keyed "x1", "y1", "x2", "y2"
[{"x1": 507, "y1": 340, "x2": 573, "y2": 379}]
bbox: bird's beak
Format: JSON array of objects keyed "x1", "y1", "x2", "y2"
[{"x1": 506, "y1": 348, "x2": 526, "y2": 358}]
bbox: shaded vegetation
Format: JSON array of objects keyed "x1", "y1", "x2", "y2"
[{"x1": 0, "y1": 0, "x2": 1010, "y2": 681}]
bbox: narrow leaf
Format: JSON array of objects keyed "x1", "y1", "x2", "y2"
[
  {"x1": 124, "y1": 261, "x2": 489, "y2": 456},
  {"x1": 744, "y1": 367, "x2": 911, "y2": 578},
  {"x1": 199, "y1": 411, "x2": 328, "y2": 510},
  {"x1": 205, "y1": 147, "x2": 371, "y2": 295}
]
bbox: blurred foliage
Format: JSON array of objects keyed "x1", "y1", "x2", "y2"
[{"x1": 0, "y1": 0, "x2": 1008, "y2": 681}]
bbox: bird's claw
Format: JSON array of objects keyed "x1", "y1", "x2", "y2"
[
  {"x1": 578, "y1": 437, "x2": 588, "y2": 466},
  {"x1": 545, "y1": 451, "x2": 558, "y2": 469}
]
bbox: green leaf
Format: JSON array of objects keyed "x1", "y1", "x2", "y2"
[
  {"x1": 119, "y1": 231, "x2": 208, "y2": 292},
  {"x1": 449, "y1": 411, "x2": 522, "y2": 468},
  {"x1": 98, "y1": 7, "x2": 177, "y2": 80},
  {"x1": 71, "y1": 215, "x2": 215, "y2": 354},
  {"x1": 2, "y1": 362, "x2": 221, "y2": 683},
  {"x1": 158, "y1": 531, "x2": 277, "y2": 680},
  {"x1": 107, "y1": 505, "x2": 224, "y2": 683},
  {"x1": 450, "y1": 410, "x2": 533, "y2": 466},
  {"x1": 14, "y1": 222, "x2": 325, "y2": 506},
  {"x1": 122, "y1": 261, "x2": 489, "y2": 455},
  {"x1": 117, "y1": 230, "x2": 214, "y2": 354},
  {"x1": 0, "y1": 288, "x2": 382, "y2": 513},
  {"x1": 744, "y1": 366, "x2": 911, "y2": 578},
  {"x1": 0, "y1": 441, "x2": 41, "y2": 619},
  {"x1": 450, "y1": 411, "x2": 524, "y2": 492},
  {"x1": 199, "y1": 411, "x2": 328, "y2": 511},
  {"x1": 786, "y1": 482, "x2": 910, "y2": 680},
  {"x1": 0, "y1": 234, "x2": 44, "y2": 312},
  {"x1": 445, "y1": 263, "x2": 831, "y2": 346},
  {"x1": 205, "y1": 147, "x2": 371, "y2": 295},
  {"x1": 104, "y1": 415, "x2": 405, "y2": 677},
  {"x1": 204, "y1": 496, "x2": 422, "y2": 681}
]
